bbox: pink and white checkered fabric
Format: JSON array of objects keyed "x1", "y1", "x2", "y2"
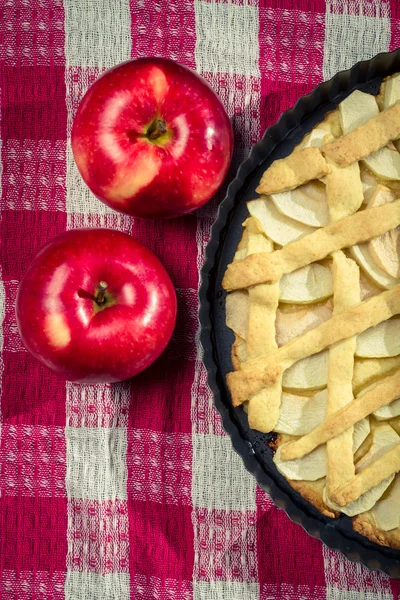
[{"x1": 1, "y1": 1, "x2": 400, "y2": 598}]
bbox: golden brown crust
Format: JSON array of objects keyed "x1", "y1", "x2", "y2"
[
  {"x1": 353, "y1": 512, "x2": 400, "y2": 549},
  {"x1": 325, "y1": 159, "x2": 363, "y2": 221},
  {"x1": 241, "y1": 217, "x2": 281, "y2": 431},
  {"x1": 222, "y1": 200, "x2": 400, "y2": 290},
  {"x1": 224, "y1": 81, "x2": 400, "y2": 549},
  {"x1": 231, "y1": 334, "x2": 245, "y2": 371},
  {"x1": 280, "y1": 369, "x2": 400, "y2": 462},
  {"x1": 288, "y1": 479, "x2": 339, "y2": 519},
  {"x1": 352, "y1": 356, "x2": 400, "y2": 395},
  {"x1": 330, "y1": 444, "x2": 400, "y2": 507},
  {"x1": 322, "y1": 103, "x2": 400, "y2": 167},
  {"x1": 247, "y1": 285, "x2": 279, "y2": 357},
  {"x1": 247, "y1": 377, "x2": 283, "y2": 432},
  {"x1": 326, "y1": 253, "x2": 359, "y2": 497},
  {"x1": 256, "y1": 147, "x2": 330, "y2": 195},
  {"x1": 237, "y1": 228, "x2": 249, "y2": 251},
  {"x1": 228, "y1": 285, "x2": 400, "y2": 406}
]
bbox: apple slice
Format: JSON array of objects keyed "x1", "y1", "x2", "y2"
[
  {"x1": 359, "y1": 271, "x2": 382, "y2": 300},
  {"x1": 274, "y1": 443, "x2": 327, "y2": 481},
  {"x1": 283, "y1": 350, "x2": 328, "y2": 390},
  {"x1": 225, "y1": 290, "x2": 248, "y2": 340},
  {"x1": 296, "y1": 110, "x2": 342, "y2": 150},
  {"x1": 374, "y1": 397, "x2": 400, "y2": 420},
  {"x1": 270, "y1": 181, "x2": 330, "y2": 227},
  {"x1": 360, "y1": 166, "x2": 378, "y2": 204},
  {"x1": 353, "y1": 356, "x2": 400, "y2": 395},
  {"x1": 350, "y1": 244, "x2": 397, "y2": 289},
  {"x1": 382, "y1": 73, "x2": 400, "y2": 152},
  {"x1": 383, "y1": 73, "x2": 400, "y2": 110},
  {"x1": 234, "y1": 247, "x2": 247, "y2": 261},
  {"x1": 275, "y1": 389, "x2": 370, "y2": 444},
  {"x1": 275, "y1": 389, "x2": 327, "y2": 436},
  {"x1": 339, "y1": 90, "x2": 379, "y2": 134},
  {"x1": 274, "y1": 419, "x2": 369, "y2": 482},
  {"x1": 297, "y1": 128, "x2": 330, "y2": 149},
  {"x1": 353, "y1": 418, "x2": 371, "y2": 453},
  {"x1": 247, "y1": 198, "x2": 315, "y2": 246},
  {"x1": 279, "y1": 263, "x2": 333, "y2": 305},
  {"x1": 325, "y1": 424, "x2": 398, "y2": 516},
  {"x1": 356, "y1": 319, "x2": 400, "y2": 358},
  {"x1": 367, "y1": 186, "x2": 400, "y2": 279},
  {"x1": 362, "y1": 147, "x2": 400, "y2": 181},
  {"x1": 232, "y1": 334, "x2": 248, "y2": 367},
  {"x1": 370, "y1": 474, "x2": 400, "y2": 531},
  {"x1": 276, "y1": 302, "x2": 332, "y2": 346}
]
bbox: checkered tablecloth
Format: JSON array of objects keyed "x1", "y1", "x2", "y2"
[{"x1": 1, "y1": 1, "x2": 400, "y2": 598}]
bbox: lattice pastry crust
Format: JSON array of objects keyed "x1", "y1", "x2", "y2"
[{"x1": 223, "y1": 75, "x2": 400, "y2": 548}]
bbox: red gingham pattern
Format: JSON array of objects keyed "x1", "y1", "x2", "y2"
[
  {"x1": 67, "y1": 499, "x2": 129, "y2": 575},
  {"x1": 1, "y1": 1, "x2": 400, "y2": 599},
  {"x1": 0, "y1": 424, "x2": 66, "y2": 497}
]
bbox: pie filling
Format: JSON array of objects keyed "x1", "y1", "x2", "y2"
[{"x1": 223, "y1": 74, "x2": 400, "y2": 549}]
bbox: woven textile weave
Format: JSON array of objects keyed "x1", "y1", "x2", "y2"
[{"x1": 1, "y1": 1, "x2": 400, "y2": 598}]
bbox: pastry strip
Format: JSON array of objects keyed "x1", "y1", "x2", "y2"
[
  {"x1": 325, "y1": 159, "x2": 364, "y2": 222},
  {"x1": 322, "y1": 103, "x2": 400, "y2": 167},
  {"x1": 329, "y1": 444, "x2": 400, "y2": 507},
  {"x1": 244, "y1": 217, "x2": 282, "y2": 432},
  {"x1": 256, "y1": 147, "x2": 330, "y2": 195},
  {"x1": 326, "y1": 252, "x2": 360, "y2": 496},
  {"x1": 280, "y1": 369, "x2": 400, "y2": 461},
  {"x1": 247, "y1": 377, "x2": 283, "y2": 433},
  {"x1": 222, "y1": 199, "x2": 400, "y2": 290},
  {"x1": 227, "y1": 285, "x2": 400, "y2": 406}
]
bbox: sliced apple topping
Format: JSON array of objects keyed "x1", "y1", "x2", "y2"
[
  {"x1": 232, "y1": 335, "x2": 247, "y2": 366},
  {"x1": 274, "y1": 419, "x2": 369, "y2": 482},
  {"x1": 366, "y1": 186, "x2": 400, "y2": 279},
  {"x1": 296, "y1": 110, "x2": 342, "y2": 150},
  {"x1": 360, "y1": 166, "x2": 378, "y2": 204},
  {"x1": 383, "y1": 73, "x2": 400, "y2": 110},
  {"x1": 353, "y1": 356, "x2": 400, "y2": 395},
  {"x1": 225, "y1": 290, "x2": 248, "y2": 340},
  {"x1": 279, "y1": 263, "x2": 333, "y2": 305},
  {"x1": 374, "y1": 397, "x2": 400, "y2": 420},
  {"x1": 382, "y1": 73, "x2": 400, "y2": 153},
  {"x1": 234, "y1": 247, "x2": 247, "y2": 261},
  {"x1": 283, "y1": 350, "x2": 329, "y2": 390},
  {"x1": 275, "y1": 389, "x2": 370, "y2": 443},
  {"x1": 350, "y1": 244, "x2": 397, "y2": 289},
  {"x1": 270, "y1": 181, "x2": 330, "y2": 227},
  {"x1": 297, "y1": 128, "x2": 330, "y2": 150},
  {"x1": 274, "y1": 443, "x2": 327, "y2": 481},
  {"x1": 356, "y1": 319, "x2": 400, "y2": 358},
  {"x1": 324, "y1": 424, "x2": 398, "y2": 516},
  {"x1": 247, "y1": 198, "x2": 315, "y2": 246},
  {"x1": 363, "y1": 147, "x2": 400, "y2": 181},
  {"x1": 339, "y1": 90, "x2": 379, "y2": 134},
  {"x1": 276, "y1": 302, "x2": 332, "y2": 346},
  {"x1": 275, "y1": 389, "x2": 327, "y2": 436},
  {"x1": 359, "y1": 271, "x2": 382, "y2": 300},
  {"x1": 370, "y1": 475, "x2": 400, "y2": 531}
]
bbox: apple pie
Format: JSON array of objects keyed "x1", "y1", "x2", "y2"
[{"x1": 223, "y1": 74, "x2": 400, "y2": 549}]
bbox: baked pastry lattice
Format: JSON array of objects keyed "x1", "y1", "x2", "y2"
[{"x1": 223, "y1": 77, "x2": 400, "y2": 548}]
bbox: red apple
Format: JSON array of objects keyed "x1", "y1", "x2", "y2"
[
  {"x1": 71, "y1": 57, "x2": 233, "y2": 219},
  {"x1": 16, "y1": 228, "x2": 177, "y2": 383}
]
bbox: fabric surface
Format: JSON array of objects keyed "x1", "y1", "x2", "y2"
[{"x1": 0, "y1": 0, "x2": 400, "y2": 598}]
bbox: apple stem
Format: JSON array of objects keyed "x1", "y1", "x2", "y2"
[
  {"x1": 96, "y1": 281, "x2": 108, "y2": 305},
  {"x1": 147, "y1": 119, "x2": 167, "y2": 140}
]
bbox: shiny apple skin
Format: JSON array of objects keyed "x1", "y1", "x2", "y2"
[
  {"x1": 71, "y1": 57, "x2": 233, "y2": 219},
  {"x1": 16, "y1": 228, "x2": 177, "y2": 383}
]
